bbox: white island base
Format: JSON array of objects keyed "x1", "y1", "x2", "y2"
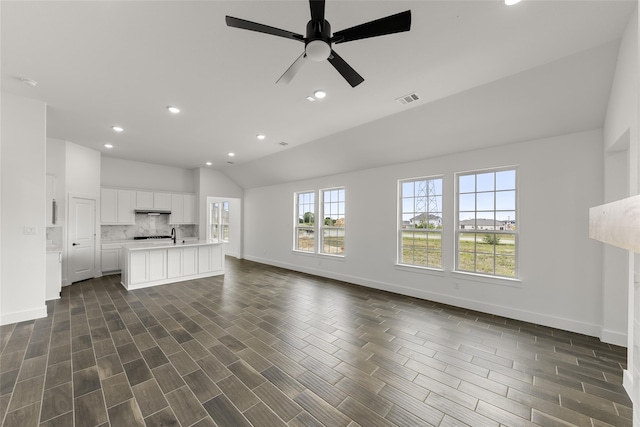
[{"x1": 121, "y1": 240, "x2": 224, "y2": 290}]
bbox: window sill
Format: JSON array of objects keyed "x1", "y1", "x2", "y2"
[
  {"x1": 395, "y1": 264, "x2": 445, "y2": 276},
  {"x1": 318, "y1": 253, "x2": 345, "y2": 260},
  {"x1": 451, "y1": 271, "x2": 522, "y2": 288},
  {"x1": 292, "y1": 249, "x2": 316, "y2": 256}
]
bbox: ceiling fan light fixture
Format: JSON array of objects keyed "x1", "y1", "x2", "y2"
[{"x1": 305, "y1": 40, "x2": 331, "y2": 62}]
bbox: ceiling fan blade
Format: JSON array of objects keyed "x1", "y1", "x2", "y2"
[
  {"x1": 327, "y1": 49, "x2": 364, "y2": 88},
  {"x1": 309, "y1": 0, "x2": 325, "y2": 23},
  {"x1": 331, "y1": 10, "x2": 411, "y2": 44},
  {"x1": 226, "y1": 16, "x2": 304, "y2": 42},
  {"x1": 276, "y1": 52, "x2": 307, "y2": 84}
]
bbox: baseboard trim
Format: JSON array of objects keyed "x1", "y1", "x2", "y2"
[
  {"x1": 623, "y1": 369, "x2": 633, "y2": 405},
  {"x1": 245, "y1": 255, "x2": 606, "y2": 339},
  {"x1": 600, "y1": 328, "x2": 628, "y2": 347},
  {"x1": 1, "y1": 305, "x2": 47, "y2": 326}
]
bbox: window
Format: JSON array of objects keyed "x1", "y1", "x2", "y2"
[
  {"x1": 294, "y1": 191, "x2": 315, "y2": 252},
  {"x1": 209, "y1": 202, "x2": 220, "y2": 241},
  {"x1": 320, "y1": 187, "x2": 345, "y2": 255},
  {"x1": 221, "y1": 201, "x2": 229, "y2": 242},
  {"x1": 208, "y1": 201, "x2": 230, "y2": 242},
  {"x1": 456, "y1": 168, "x2": 517, "y2": 278},
  {"x1": 399, "y1": 176, "x2": 443, "y2": 268}
]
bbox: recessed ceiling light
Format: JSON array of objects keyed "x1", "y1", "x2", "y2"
[
  {"x1": 205, "y1": 161, "x2": 212, "y2": 166},
  {"x1": 227, "y1": 152, "x2": 235, "y2": 157},
  {"x1": 104, "y1": 144, "x2": 113, "y2": 149},
  {"x1": 504, "y1": 0, "x2": 521, "y2": 5},
  {"x1": 167, "y1": 106, "x2": 180, "y2": 114},
  {"x1": 112, "y1": 126, "x2": 124, "y2": 132},
  {"x1": 313, "y1": 90, "x2": 326, "y2": 99},
  {"x1": 256, "y1": 134, "x2": 266, "y2": 140},
  {"x1": 20, "y1": 77, "x2": 38, "y2": 87},
  {"x1": 306, "y1": 96, "x2": 316, "y2": 102}
]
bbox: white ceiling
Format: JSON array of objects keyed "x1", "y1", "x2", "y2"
[{"x1": 2, "y1": 1, "x2": 635, "y2": 188}]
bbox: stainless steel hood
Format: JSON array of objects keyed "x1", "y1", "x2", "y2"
[{"x1": 135, "y1": 209, "x2": 171, "y2": 215}]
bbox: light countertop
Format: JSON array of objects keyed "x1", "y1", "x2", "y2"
[{"x1": 121, "y1": 239, "x2": 223, "y2": 251}]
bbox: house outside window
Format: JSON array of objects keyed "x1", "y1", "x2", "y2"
[
  {"x1": 456, "y1": 167, "x2": 517, "y2": 278},
  {"x1": 399, "y1": 176, "x2": 443, "y2": 268},
  {"x1": 320, "y1": 187, "x2": 345, "y2": 256},
  {"x1": 294, "y1": 191, "x2": 315, "y2": 252}
]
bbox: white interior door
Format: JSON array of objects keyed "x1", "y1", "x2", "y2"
[{"x1": 69, "y1": 196, "x2": 97, "y2": 283}]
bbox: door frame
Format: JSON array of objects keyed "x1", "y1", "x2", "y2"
[{"x1": 66, "y1": 192, "x2": 99, "y2": 285}]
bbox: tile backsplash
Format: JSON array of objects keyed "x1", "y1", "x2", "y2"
[{"x1": 102, "y1": 214, "x2": 197, "y2": 241}]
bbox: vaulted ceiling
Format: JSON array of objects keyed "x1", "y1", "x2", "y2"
[{"x1": 2, "y1": 1, "x2": 635, "y2": 188}]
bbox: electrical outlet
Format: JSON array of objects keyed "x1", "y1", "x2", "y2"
[{"x1": 23, "y1": 226, "x2": 37, "y2": 235}]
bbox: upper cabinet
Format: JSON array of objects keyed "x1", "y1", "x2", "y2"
[
  {"x1": 101, "y1": 188, "x2": 135, "y2": 225},
  {"x1": 154, "y1": 192, "x2": 171, "y2": 210},
  {"x1": 170, "y1": 193, "x2": 196, "y2": 224},
  {"x1": 136, "y1": 191, "x2": 171, "y2": 210},
  {"x1": 103, "y1": 187, "x2": 197, "y2": 225}
]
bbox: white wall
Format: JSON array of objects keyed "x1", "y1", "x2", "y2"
[
  {"x1": 196, "y1": 168, "x2": 243, "y2": 241},
  {"x1": 101, "y1": 157, "x2": 196, "y2": 193},
  {"x1": 602, "y1": 3, "x2": 639, "y2": 418},
  {"x1": 65, "y1": 141, "x2": 101, "y2": 286},
  {"x1": 244, "y1": 130, "x2": 605, "y2": 338},
  {"x1": 1, "y1": 93, "x2": 47, "y2": 325}
]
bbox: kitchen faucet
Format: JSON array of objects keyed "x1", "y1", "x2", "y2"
[{"x1": 171, "y1": 227, "x2": 176, "y2": 244}]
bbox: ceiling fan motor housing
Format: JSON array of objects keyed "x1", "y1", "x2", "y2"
[{"x1": 305, "y1": 19, "x2": 331, "y2": 61}]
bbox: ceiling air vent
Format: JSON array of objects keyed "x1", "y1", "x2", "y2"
[{"x1": 396, "y1": 92, "x2": 420, "y2": 106}]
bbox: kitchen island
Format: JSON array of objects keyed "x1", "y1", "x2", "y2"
[{"x1": 120, "y1": 240, "x2": 224, "y2": 290}]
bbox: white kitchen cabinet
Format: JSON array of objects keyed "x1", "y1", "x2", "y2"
[
  {"x1": 117, "y1": 190, "x2": 136, "y2": 223},
  {"x1": 136, "y1": 191, "x2": 171, "y2": 211},
  {"x1": 101, "y1": 188, "x2": 118, "y2": 224},
  {"x1": 170, "y1": 193, "x2": 196, "y2": 224},
  {"x1": 170, "y1": 194, "x2": 184, "y2": 224},
  {"x1": 154, "y1": 193, "x2": 171, "y2": 210},
  {"x1": 46, "y1": 174, "x2": 58, "y2": 226},
  {"x1": 101, "y1": 249, "x2": 120, "y2": 272},
  {"x1": 121, "y1": 241, "x2": 224, "y2": 290},
  {"x1": 136, "y1": 191, "x2": 154, "y2": 209},
  {"x1": 184, "y1": 194, "x2": 196, "y2": 224},
  {"x1": 129, "y1": 249, "x2": 167, "y2": 285},
  {"x1": 102, "y1": 188, "x2": 135, "y2": 225},
  {"x1": 168, "y1": 246, "x2": 198, "y2": 279},
  {"x1": 198, "y1": 244, "x2": 223, "y2": 274},
  {"x1": 46, "y1": 251, "x2": 62, "y2": 300}
]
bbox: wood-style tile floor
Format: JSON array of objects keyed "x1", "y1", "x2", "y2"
[{"x1": 0, "y1": 257, "x2": 633, "y2": 426}]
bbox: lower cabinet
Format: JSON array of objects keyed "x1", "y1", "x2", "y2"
[
  {"x1": 122, "y1": 243, "x2": 224, "y2": 290},
  {"x1": 198, "y1": 244, "x2": 223, "y2": 274},
  {"x1": 168, "y1": 247, "x2": 198, "y2": 279},
  {"x1": 130, "y1": 250, "x2": 167, "y2": 285},
  {"x1": 46, "y1": 251, "x2": 62, "y2": 301},
  {"x1": 101, "y1": 249, "x2": 120, "y2": 272}
]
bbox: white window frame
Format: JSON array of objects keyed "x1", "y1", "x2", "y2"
[
  {"x1": 455, "y1": 166, "x2": 518, "y2": 279},
  {"x1": 294, "y1": 191, "x2": 316, "y2": 253},
  {"x1": 398, "y1": 175, "x2": 443, "y2": 270},
  {"x1": 208, "y1": 201, "x2": 229, "y2": 243},
  {"x1": 319, "y1": 187, "x2": 345, "y2": 257}
]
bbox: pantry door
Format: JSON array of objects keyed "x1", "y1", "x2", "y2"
[{"x1": 69, "y1": 196, "x2": 97, "y2": 283}]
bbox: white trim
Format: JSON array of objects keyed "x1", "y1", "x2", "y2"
[
  {"x1": 600, "y1": 328, "x2": 628, "y2": 347},
  {"x1": 1, "y1": 306, "x2": 47, "y2": 326},
  {"x1": 623, "y1": 369, "x2": 633, "y2": 405},
  {"x1": 244, "y1": 255, "x2": 605, "y2": 338}
]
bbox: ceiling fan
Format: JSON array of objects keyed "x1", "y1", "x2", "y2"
[{"x1": 226, "y1": 0, "x2": 411, "y2": 87}]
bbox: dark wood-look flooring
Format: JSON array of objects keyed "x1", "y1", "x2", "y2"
[{"x1": 0, "y1": 257, "x2": 632, "y2": 427}]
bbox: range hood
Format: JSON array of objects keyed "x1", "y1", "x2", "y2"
[{"x1": 135, "y1": 209, "x2": 171, "y2": 215}]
